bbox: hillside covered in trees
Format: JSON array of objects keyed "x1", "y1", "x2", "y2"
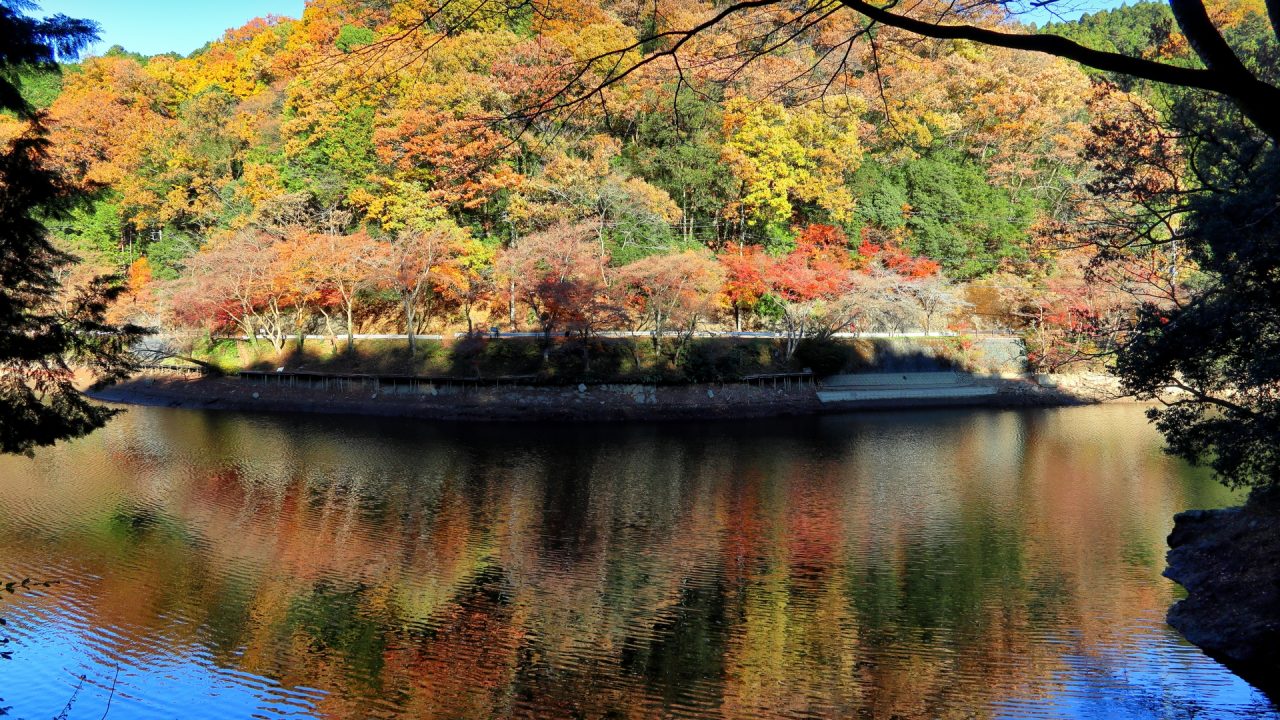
[{"x1": 5, "y1": 0, "x2": 1262, "y2": 374}]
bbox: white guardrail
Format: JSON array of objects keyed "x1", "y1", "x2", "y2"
[{"x1": 215, "y1": 330, "x2": 1019, "y2": 341}]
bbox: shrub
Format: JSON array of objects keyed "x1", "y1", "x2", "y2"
[
  {"x1": 682, "y1": 341, "x2": 750, "y2": 382},
  {"x1": 791, "y1": 337, "x2": 851, "y2": 377}
]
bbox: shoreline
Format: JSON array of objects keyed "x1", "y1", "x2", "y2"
[{"x1": 90, "y1": 372, "x2": 1125, "y2": 422}]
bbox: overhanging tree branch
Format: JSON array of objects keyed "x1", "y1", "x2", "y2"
[
  {"x1": 1267, "y1": 0, "x2": 1280, "y2": 42},
  {"x1": 834, "y1": 0, "x2": 1280, "y2": 140}
]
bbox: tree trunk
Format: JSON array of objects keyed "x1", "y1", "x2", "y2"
[
  {"x1": 509, "y1": 279, "x2": 516, "y2": 330},
  {"x1": 673, "y1": 318, "x2": 696, "y2": 366},
  {"x1": 404, "y1": 293, "x2": 417, "y2": 356},
  {"x1": 295, "y1": 311, "x2": 307, "y2": 353},
  {"x1": 346, "y1": 302, "x2": 355, "y2": 353},
  {"x1": 596, "y1": 218, "x2": 609, "y2": 285},
  {"x1": 319, "y1": 309, "x2": 339, "y2": 353},
  {"x1": 240, "y1": 318, "x2": 260, "y2": 354}
]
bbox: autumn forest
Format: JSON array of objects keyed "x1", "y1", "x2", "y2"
[{"x1": 2, "y1": 0, "x2": 1236, "y2": 375}]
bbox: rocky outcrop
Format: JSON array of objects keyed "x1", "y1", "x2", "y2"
[{"x1": 1165, "y1": 503, "x2": 1280, "y2": 700}]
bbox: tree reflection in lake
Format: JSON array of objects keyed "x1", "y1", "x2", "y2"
[{"x1": 0, "y1": 405, "x2": 1272, "y2": 719}]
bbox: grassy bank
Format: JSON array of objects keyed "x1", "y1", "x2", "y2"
[{"x1": 189, "y1": 335, "x2": 977, "y2": 384}]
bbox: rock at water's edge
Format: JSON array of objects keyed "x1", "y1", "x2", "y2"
[{"x1": 1164, "y1": 504, "x2": 1280, "y2": 701}]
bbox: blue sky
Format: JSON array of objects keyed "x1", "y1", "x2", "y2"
[{"x1": 36, "y1": 1, "x2": 306, "y2": 57}]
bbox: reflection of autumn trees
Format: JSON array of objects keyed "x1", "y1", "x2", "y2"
[{"x1": 0, "y1": 407, "x2": 1240, "y2": 718}]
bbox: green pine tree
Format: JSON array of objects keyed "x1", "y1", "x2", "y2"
[{"x1": 0, "y1": 0, "x2": 145, "y2": 454}]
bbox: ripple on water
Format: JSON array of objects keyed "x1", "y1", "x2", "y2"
[
  {"x1": 3, "y1": 602, "x2": 323, "y2": 719},
  {"x1": 0, "y1": 405, "x2": 1276, "y2": 719}
]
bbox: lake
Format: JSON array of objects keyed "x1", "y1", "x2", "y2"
[{"x1": 0, "y1": 404, "x2": 1275, "y2": 719}]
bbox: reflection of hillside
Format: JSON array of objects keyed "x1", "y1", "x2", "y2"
[{"x1": 0, "y1": 406, "x2": 1252, "y2": 718}]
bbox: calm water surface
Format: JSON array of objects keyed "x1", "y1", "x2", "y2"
[{"x1": 0, "y1": 404, "x2": 1275, "y2": 719}]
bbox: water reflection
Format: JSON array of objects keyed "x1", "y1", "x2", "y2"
[{"x1": 0, "y1": 405, "x2": 1272, "y2": 719}]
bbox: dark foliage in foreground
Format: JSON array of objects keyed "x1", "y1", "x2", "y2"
[
  {"x1": 0, "y1": 0, "x2": 144, "y2": 454},
  {"x1": 1115, "y1": 18, "x2": 1280, "y2": 490}
]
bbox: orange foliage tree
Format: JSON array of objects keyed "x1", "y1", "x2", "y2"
[
  {"x1": 618, "y1": 250, "x2": 724, "y2": 360},
  {"x1": 497, "y1": 222, "x2": 618, "y2": 343}
]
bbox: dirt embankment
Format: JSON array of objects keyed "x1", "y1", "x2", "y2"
[
  {"x1": 1165, "y1": 502, "x2": 1280, "y2": 701},
  {"x1": 92, "y1": 375, "x2": 823, "y2": 421},
  {"x1": 90, "y1": 371, "x2": 1122, "y2": 422}
]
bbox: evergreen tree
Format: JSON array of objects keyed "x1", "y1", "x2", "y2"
[{"x1": 0, "y1": 0, "x2": 144, "y2": 454}]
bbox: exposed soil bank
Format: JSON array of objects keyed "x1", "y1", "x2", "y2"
[
  {"x1": 90, "y1": 371, "x2": 1121, "y2": 422},
  {"x1": 1165, "y1": 503, "x2": 1280, "y2": 701}
]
